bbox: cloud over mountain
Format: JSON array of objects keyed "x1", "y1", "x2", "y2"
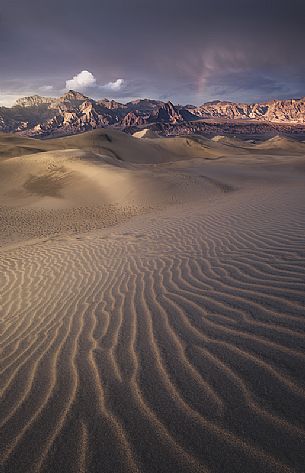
[
  {"x1": 65, "y1": 70, "x2": 96, "y2": 91},
  {"x1": 103, "y1": 79, "x2": 125, "y2": 91}
]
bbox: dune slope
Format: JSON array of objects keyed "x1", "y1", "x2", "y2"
[
  {"x1": 0, "y1": 129, "x2": 244, "y2": 245},
  {"x1": 1, "y1": 131, "x2": 305, "y2": 473}
]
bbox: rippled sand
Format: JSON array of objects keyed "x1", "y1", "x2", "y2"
[{"x1": 1, "y1": 132, "x2": 305, "y2": 473}]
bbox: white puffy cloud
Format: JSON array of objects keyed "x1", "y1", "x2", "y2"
[
  {"x1": 65, "y1": 70, "x2": 96, "y2": 91},
  {"x1": 64, "y1": 72, "x2": 125, "y2": 94},
  {"x1": 103, "y1": 78, "x2": 125, "y2": 91}
]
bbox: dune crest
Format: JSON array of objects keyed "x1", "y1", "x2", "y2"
[
  {"x1": 132, "y1": 128, "x2": 159, "y2": 139},
  {"x1": 1, "y1": 130, "x2": 305, "y2": 472}
]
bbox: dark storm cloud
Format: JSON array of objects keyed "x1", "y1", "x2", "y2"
[{"x1": 0, "y1": 0, "x2": 305, "y2": 105}]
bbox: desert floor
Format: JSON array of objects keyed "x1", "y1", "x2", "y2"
[{"x1": 1, "y1": 130, "x2": 305, "y2": 473}]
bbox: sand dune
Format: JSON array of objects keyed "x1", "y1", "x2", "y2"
[
  {"x1": 0, "y1": 129, "x2": 242, "y2": 246},
  {"x1": 1, "y1": 130, "x2": 305, "y2": 473},
  {"x1": 0, "y1": 132, "x2": 58, "y2": 160},
  {"x1": 133, "y1": 128, "x2": 159, "y2": 139},
  {"x1": 255, "y1": 135, "x2": 305, "y2": 154}
]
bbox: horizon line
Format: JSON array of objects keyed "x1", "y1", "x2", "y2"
[{"x1": 1, "y1": 89, "x2": 305, "y2": 109}]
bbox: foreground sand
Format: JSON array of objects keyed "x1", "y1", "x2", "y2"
[{"x1": 1, "y1": 131, "x2": 305, "y2": 473}]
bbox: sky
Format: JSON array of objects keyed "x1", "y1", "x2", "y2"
[{"x1": 0, "y1": 0, "x2": 305, "y2": 106}]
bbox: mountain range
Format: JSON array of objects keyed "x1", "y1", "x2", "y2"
[{"x1": 1, "y1": 90, "x2": 305, "y2": 138}]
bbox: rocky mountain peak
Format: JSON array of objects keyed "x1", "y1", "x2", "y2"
[
  {"x1": 60, "y1": 90, "x2": 89, "y2": 102},
  {"x1": 192, "y1": 96, "x2": 305, "y2": 123},
  {"x1": 2, "y1": 91, "x2": 305, "y2": 137},
  {"x1": 15, "y1": 95, "x2": 55, "y2": 107},
  {"x1": 156, "y1": 101, "x2": 183, "y2": 123},
  {"x1": 97, "y1": 98, "x2": 125, "y2": 110}
]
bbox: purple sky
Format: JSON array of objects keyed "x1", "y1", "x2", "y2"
[{"x1": 1, "y1": 0, "x2": 305, "y2": 106}]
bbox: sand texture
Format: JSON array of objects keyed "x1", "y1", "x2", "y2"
[{"x1": 1, "y1": 130, "x2": 305, "y2": 473}]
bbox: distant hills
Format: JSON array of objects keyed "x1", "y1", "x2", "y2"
[{"x1": 1, "y1": 90, "x2": 305, "y2": 138}]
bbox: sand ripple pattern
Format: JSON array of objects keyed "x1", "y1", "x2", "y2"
[{"x1": 1, "y1": 184, "x2": 305, "y2": 473}]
